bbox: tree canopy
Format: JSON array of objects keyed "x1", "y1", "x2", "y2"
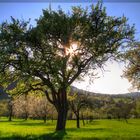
[{"x1": 123, "y1": 43, "x2": 140, "y2": 90}]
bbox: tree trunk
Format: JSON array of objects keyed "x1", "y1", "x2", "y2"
[
  {"x1": 24, "y1": 112, "x2": 28, "y2": 120},
  {"x1": 9, "y1": 111, "x2": 12, "y2": 122},
  {"x1": 43, "y1": 115, "x2": 47, "y2": 123},
  {"x1": 81, "y1": 113, "x2": 85, "y2": 126},
  {"x1": 56, "y1": 89, "x2": 68, "y2": 131},
  {"x1": 24, "y1": 94, "x2": 28, "y2": 121},
  {"x1": 52, "y1": 115, "x2": 53, "y2": 123},
  {"x1": 8, "y1": 100, "x2": 13, "y2": 122},
  {"x1": 125, "y1": 119, "x2": 128, "y2": 123},
  {"x1": 125, "y1": 116, "x2": 128, "y2": 123},
  {"x1": 51, "y1": 110, "x2": 54, "y2": 123},
  {"x1": 76, "y1": 113, "x2": 80, "y2": 128},
  {"x1": 45, "y1": 88, "x2": 68, "y2": 131},
  {"x1": 56, "y1": 107, "x2": 67, "y2": 130},
  {"x1": 86, "y1": 112, "x2": 89, "y2": 124}
]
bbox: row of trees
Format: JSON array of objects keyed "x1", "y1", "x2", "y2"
[
  {"x1": 0, "y1": 91, "x2": 140, "y2": 128},
  {"x1": 0, "y1": 89, "x2": 94, "y2": 128},
  {"x1": 0, "y1": 1, "x2": 138, "y2": 131}
]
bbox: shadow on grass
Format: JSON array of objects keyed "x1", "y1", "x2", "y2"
[
  {"x1": 87, "y1": 120, "x2": 101, "y2": 125},
  {"x1": 0, "y1": 130, "x2": 67, "y2": 140},
  {"x1": 5, "y1": 119, "x2": 55, "y2": 127},
  {"x1": 0, "y1": 130, "x2": 139, "y2": 140},
  {"x1": 11, "y1": 122, "x2": 53, "y2": 126},
  {"x1": 67, "y1": 127, "x2": 106, "y2": 132},
  {"x1": 0, "y1": 119, "x2": 26, "y2": 123},
  {"x1": 41, "y1": 130, "x2": 68, "y2": 140}
]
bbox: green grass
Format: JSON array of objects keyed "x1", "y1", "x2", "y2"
[{"x1": 0, "y1": 117, "x2": 140, "y2": 140}]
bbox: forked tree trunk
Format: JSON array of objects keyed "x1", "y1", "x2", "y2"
[{"x1": 45, "y1": 88, "x2": 68, "y2": 131}]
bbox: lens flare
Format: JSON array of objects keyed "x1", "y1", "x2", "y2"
[{"x1": 65, "y1": 43, "x2": 78, "y2": 56}]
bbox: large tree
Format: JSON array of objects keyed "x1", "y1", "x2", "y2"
[{"x1": 0, "y1": 2, "x2": 135, "y2": 130}]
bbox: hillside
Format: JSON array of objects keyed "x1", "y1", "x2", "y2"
[
  {"x1": 1, "y1": 84, "x2": 140, "y2": 100},
  {"x1": 71, "y1": 86, "x2": 140, "y2": 99},
  {"x1": 112, "y1": 92, "x2": 140, "y2": 98}
]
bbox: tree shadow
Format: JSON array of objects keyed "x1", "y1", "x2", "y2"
[
  {"x1": 10, "y1": 120, "x2": 54, "y2": 127},
  {"x1": 12, "y1": 122, "x2": 52, "y2": 126},
  {"x1": 67, "y1": 127, "x2": 107, "y2": 132},
  {"x1": 39, "y1": 130, "x2": 68, "y2": 140},
  {"x1": 0, "y1": 119, "x2": 25, "y2": 123},
  {"x1": 0, "y1": 130, "x2": 67, "y2": 140},
  {"x1": 87, "y1": 120, "x2": 100, "y2": 125}
]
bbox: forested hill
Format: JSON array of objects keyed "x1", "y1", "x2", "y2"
[
  {"x1": 0, "y1": 84, "x2": 140, "y2": 100},
  {"x1": 112, "y1": 92, "x2": 140, "y2": 99},
  {"x1": 71, "y1": 86, "x2": 140, "y2": 99}
]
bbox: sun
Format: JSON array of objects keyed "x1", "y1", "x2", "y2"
[{"x1": 65, "y1": 43, "x2": 78, "y2": 56}]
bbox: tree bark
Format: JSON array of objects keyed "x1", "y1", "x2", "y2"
[
  {"x1": 9, "y1": 110, "x2": 12, "y2": 122},
  {"x1": 24, "y1": 94, "x2": 28, "y2": 121},
  {"x1": 24, "y1": 112, "x2": 28, "y2": 120},
  {"x1": 45, "y1": 86, "x2": 68, "y2": 131},
  {"x1": 8, "y1": 99, "x2": 13, "y2": 122},
  {"x1": 51, "y1": 115, "x2": 54, "y2": 123},
  {"x1": 76, "y1": 113, "x2": 80, "y2": 128},
  {"x1": 81, "y1": 113, "x2": 85, "y2": 126},
  {"x1": 56, "y1": 107, "x2": 68, "y2": 130},
  {"x1": 55, "y1": 89, "x2": 68, "y2": 131},
  {"x1": 43, "y1": 115, "x2": 47, "y2": 123}
]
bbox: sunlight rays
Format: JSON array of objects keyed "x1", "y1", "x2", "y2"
[{"x1": 65, "y1": 43, "x2": 79, "y2": 56}]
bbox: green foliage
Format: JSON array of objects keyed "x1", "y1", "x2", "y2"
[
  {"x1": 0, "y1": 2, "x2": 135, "y2": 92},
  {"x1": 123, "y1": 43, "x2": 140, "y2": 90},
  {"x1": 68, "y1": 91, "x2": 93, "y2": 116},
  {"x1": 0, "y1": 100, "x2": 9, "y2": 116},
  {"x1": 135, "y1": 99, "x2": 140, "y2": 117}
]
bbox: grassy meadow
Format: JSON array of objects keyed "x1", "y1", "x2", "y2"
[{"x1": 0, "y1": 118, "x2": 140, "y2": 140}]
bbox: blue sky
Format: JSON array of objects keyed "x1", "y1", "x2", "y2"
[
  {"x1": 0, "y1": 2, "x2": 140, "y2": 94},
  {"x1": 0, "y1": 2, "x2": 140, "y2": 41}
]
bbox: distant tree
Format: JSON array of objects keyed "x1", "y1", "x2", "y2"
[
  {"x1": 8, "y1": 96, "x2": 13, "y2": 121},
  {"x1": 23, "y1": 94, "x2": 29, "y2": 120},
  {"x1": 0, "y1": 100, "x2": 9, "y2": 118},
  {"x1": 13, "y1": 94, "x2": 30, "y2": 119},
  {"x1": 106, "y1": 105, "x2": 121, "y2": 119},
  {"x1": 14, "y1": 94, "x2": 29, "y2": 120},
  {"x1": 115, "y1": 100, "x2": 134, "y2": 122},
  {"x1": 123, "y1": 43, "x2": 140, "y2": 90},
  {"x1": 0, "y1": 2, "x2": 135, "y2": 130},
  {"x1": 136, "y1": 100, "x2": 140, "y2": 117},
  {"x1": 30, "y1": 95, "x2": 52, "y2": 123},
  {"x1": 12, "y1": 93, "x2": 55, "y2": 122},
  {"x1": 69, "y1": 92, "x2": 92, "y2": 128}
]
